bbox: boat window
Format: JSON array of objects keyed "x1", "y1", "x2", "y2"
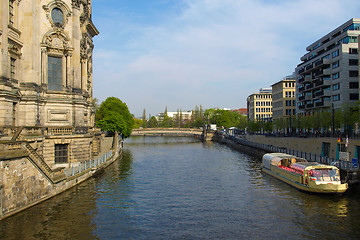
[{"x1": 309, "y1": 169, "x2": 339, "y2": 182}]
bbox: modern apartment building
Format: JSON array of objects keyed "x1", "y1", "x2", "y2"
[
  {"x1": 296, "y1": 18, "x2": 360, "y2": 115},
  {"x1": 156, "y1": 111, "x2": 193, "y2": 122},
  {"x1": 247, "y1": 88, "x2": 272, "y2": 121},
  {"x1": 271, "y1": 75, "x2": 296, "y2": 120}
]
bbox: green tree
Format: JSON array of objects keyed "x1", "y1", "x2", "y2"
[
  {"x1": 142, "y1": 108, "x2": 147, "y2": 128},
  {"x1": 96, "y1": 97, "x2": 134, "y2": 138},
  {"x1": 160, "y1": 106, "x2": 173, "y2": 127},
  {"x1": 148, "y1": 116, "x2": 158, "y2": 128},
  {"x1": 133, "y1": 117, "x2": 143, "y2": 129}
]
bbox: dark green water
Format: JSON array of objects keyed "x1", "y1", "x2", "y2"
[{"x1": 1, "y1": 136, "x2": 360, "y2": 239}]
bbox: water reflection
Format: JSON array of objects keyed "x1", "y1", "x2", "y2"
[{"x1": 0, "y1": 180, "x2": 99, "y2": 240}]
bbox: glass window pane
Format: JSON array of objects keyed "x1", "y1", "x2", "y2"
[{"x1": 48, "y1": 56, "x2": 62, "y2": 91}]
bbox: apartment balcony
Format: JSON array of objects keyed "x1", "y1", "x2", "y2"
[
  {"x1": 299, "y1": 96, "x2": 305, "y2": 101},
  {"x1": 314, "y1": 69, "x2": 331, "y2": 78},
  {"x1": 299, "y1": 105, "x2": 305, "y2": 110},
  {"x1": 315, "y1": 80, "x2": 323, "y2": 87},
  {"x1": 298, "y1": 68, "x2": 305, "y2": 74},
  {"x1": 314, "y1": 88, "x2": 331, "y2": 97},
  {"x1": 298, "y1": 86, "x2": 305, "y2": 92},
  {"x1": 305, "y1": 94, "x2": 312, "y2": 100},
  {"x1": 305, "y1": 83, "x2": 314, "y2": 90},
  {"x1": 315, "y1": 100, "x2": 331, "y2": 108},
  {"x1": 323, "y1": 99, "x2": 331, "y2": 107},
  {"x1": 298, "y1": 77, "x2": 305, "y2": 83},
  {"x1": 314, "y1": 79, "x2": 331, "y2": 87},
  {"x1": 315, "y1": 101, "x2": 324, "y2": 107},
  {"x1": 314, "y1": 58, "x2": 331, "y2": 69},
  {"x1": 304, "y1": 64, "x2": 314, "y2": 73},
  {"x1": 314, "y1": 91, "x2": 323, "y2": 97},
  {"x1": 306, "y1": 103, "x2": 314, "y2": 108},
  {"x1": 304, "y1": 75, "x2": 312, "y2": 82}
]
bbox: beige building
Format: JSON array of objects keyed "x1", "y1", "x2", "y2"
[
  {"x1": 247, "y1": 88, "x2": 272, "y2": 122},
  {"x1": 271, "y1": 76, "x2": 296, "y2": 120},
  {"x1": 0, "y1": 0, "x2": 100, "y2": 167},
  {"x1": 296, "y1": 18, "x2": 360, "y2": 115}
]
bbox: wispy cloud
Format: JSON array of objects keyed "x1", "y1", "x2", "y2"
[{"x1": 92, "y1": 0, "x2": 360, "y2": 116}]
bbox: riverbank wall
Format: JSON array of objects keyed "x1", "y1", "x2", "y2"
[
  {"x1": 214, "y1": 132, "x2": 360, "y2": 184},
  {"x1": 0, "y1": 134, "x2": 122, "y2": 221}
]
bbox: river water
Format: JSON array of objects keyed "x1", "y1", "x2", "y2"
[{"x1": 1, "y1": 136, "x2": 360, "y2": 240}]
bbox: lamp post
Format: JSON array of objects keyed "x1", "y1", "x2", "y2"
[{"x1": 289, "y1": 110, "x2": 292, "y2": 134}]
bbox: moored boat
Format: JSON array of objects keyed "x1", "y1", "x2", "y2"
[{"x1": 262, "y1": 153, "x2": 348, "y2": 193}]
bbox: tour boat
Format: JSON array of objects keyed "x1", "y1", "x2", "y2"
[{"x1": 261, "y1": 153, "x2": 348, "y2": 193}]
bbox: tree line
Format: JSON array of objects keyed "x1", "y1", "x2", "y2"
[
  {"x1": 248, "y1": 103, "x2": 360, "y2": 137},
  {"x1": 137, "y1": 106, "x2": 248, "y2": 130},
  {"x1": 94, "y1": 96, "x2": 359, "y2": 139}
]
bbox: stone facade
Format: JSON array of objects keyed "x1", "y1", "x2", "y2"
[
  {"x1": 0, "y1": 0, "x2": 99, "y2": 164},
  {"x1": 0, "y1": 1, "x2": 122, "y2": 220},
  {"x1": 0, "y1": 0, "x2": 98, "y2": 128}
]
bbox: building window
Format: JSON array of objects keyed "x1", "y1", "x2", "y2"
[
  {"x1": 332, "y1": 61, "x2": 339, "y2": 69},
  {"x1": 349, "y1": 70, "x2": 359, "y2": 77},
  {"x1": 9, "y1": 0, "x2": 14, "y2": 25},
  {"x1": 349, "y1": 48, "x2": 358, "y2": 54},
  {"x1": 10, "y1": 57, "x2": 16, "y2": 80},
  {"x1": 350, "y1": 82, "x2": 359, "y2": 89},
  {"x1": 333, "y1": 83, "x2": 340, "y2": 91},
  {"x1": 51, "y1": 7, "x2": 64, "y2": 26},
  {"x1": 48, "y1": 56, "x2": 62, "y2": 91},
  {"x1": 332, "y1": 72, "x2": 340, "y2": 80},
  {"x1": 344, "y1": 23, "x2": 360, "y2": 31},
  {"x1": 55, "y1": 144, "x2": 68, "y2": 163},
  {"x1": 350, "y1": 93, "x2": 359, "y2": 100},
  {"x1": 349, "y1": 59, "x2": 358, "y2": 66},
  {"x1": 332, "y1": 49, "x2": 339, "y2": 58},
  {"x1": 333, "y1": 95, "x2": 340, "y2": 102}
]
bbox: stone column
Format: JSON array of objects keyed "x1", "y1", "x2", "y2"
[
  {"x1": 65, "y1": 53, "x2": 72, "y2": 88},
  {"x1": 81, "y1": 58, "x2": 87, "y2": 91},
  {"x1": 41, "y1": 48, "x2": 47, "y2": 85},
  {"x1": 62, "y1": 56, "x2": 66, "y2": 90}
]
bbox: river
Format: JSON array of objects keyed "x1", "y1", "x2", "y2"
[{"x1": 1, "y1": 136, "x2": 360, "y2": 239}]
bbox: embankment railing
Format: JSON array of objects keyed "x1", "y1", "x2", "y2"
[
  {"x1": 64, "y1": 151, "x2": 113, "y2": 177},
  {"x1": 229, "y1": 136, "x2": 359, "y2": 171}
]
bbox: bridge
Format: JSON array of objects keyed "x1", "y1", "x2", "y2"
[{"x1": 131, "y1": 128, "x2": 203, "y2": 137}]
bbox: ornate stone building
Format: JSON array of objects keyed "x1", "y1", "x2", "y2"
[
  {"x1": 0, "y1": 1, "x2": 123, "y2": 220},
  {"x1": 0, "y1": 0, "x2": 100, "y2": 167}
]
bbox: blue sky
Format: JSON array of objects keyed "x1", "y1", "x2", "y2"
[{"x1": 91, "y1": 0, "x2": 360, "y2": 117}]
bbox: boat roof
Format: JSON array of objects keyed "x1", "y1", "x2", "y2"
[{"x1": 262, "y1": 153, "x2": 308, "y2": 169}]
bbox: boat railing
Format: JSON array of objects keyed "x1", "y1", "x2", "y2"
[{"x1": 279, "y1": 165, "x2": 302, "y2": 175}]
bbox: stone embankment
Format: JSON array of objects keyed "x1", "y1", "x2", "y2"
[
  {"x1": 0, "y1": 134, "x2": 122, "y2": 221},
  {"x1": 214, "y1": 132, "x2": 360, "y2": 185}
]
